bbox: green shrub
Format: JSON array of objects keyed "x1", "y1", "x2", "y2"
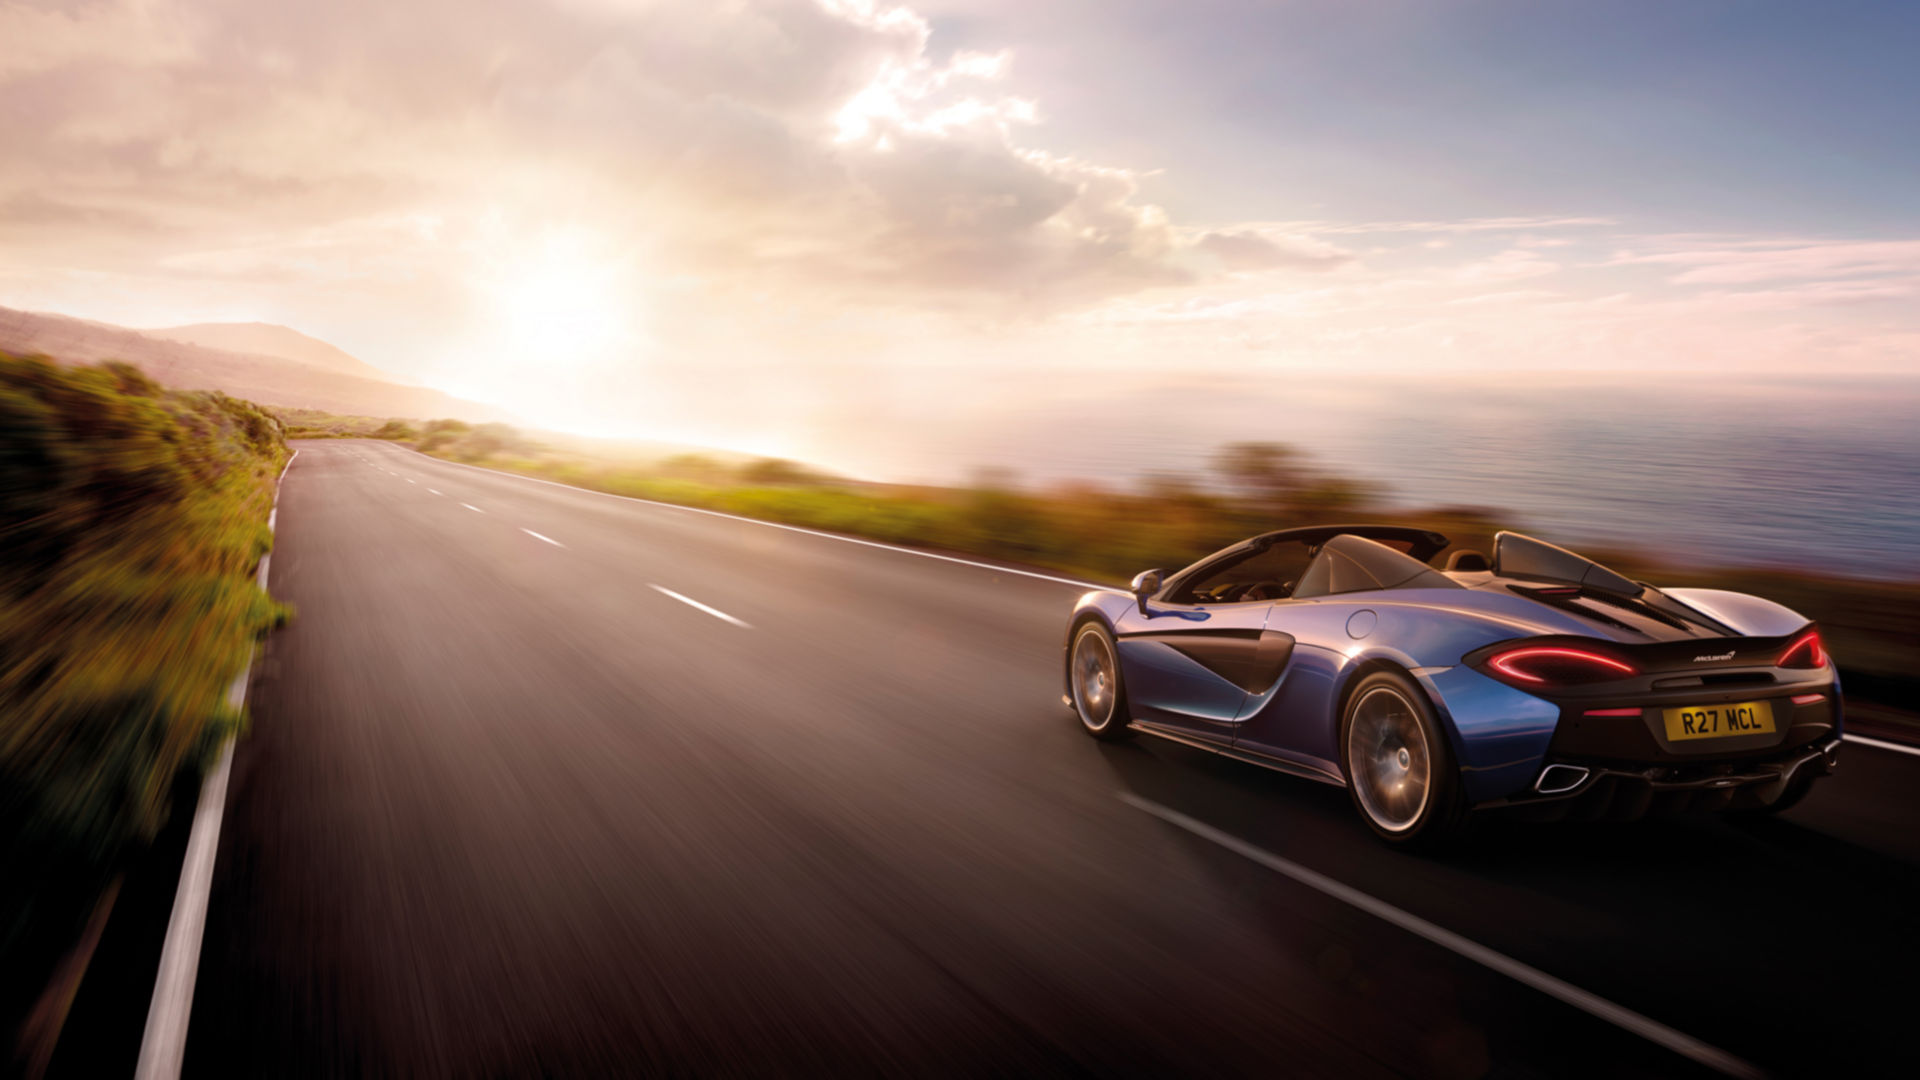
[{"x1": 1, "y1": 353, "x2": 286, "y2": 987}]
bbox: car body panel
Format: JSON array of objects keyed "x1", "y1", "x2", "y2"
[
  {"x1": 1231, "y1": 641, "x2": 1344, "y2": 778},
  {"x1": 1108, "y1": 595, "x2": 1271, "y2": 744},
  {"x1": 1415, "y1": 665, "x2": 1562, "y2": 802},
  {"x1": 1661, "y1": 587, "x2": 1813, "y2": 638}
]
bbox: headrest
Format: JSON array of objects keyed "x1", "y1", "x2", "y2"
[{"x1": 1446, "y1": 549, "x2": 1491, "y2": 572}]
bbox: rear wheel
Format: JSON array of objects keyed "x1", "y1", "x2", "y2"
[
  {"x1": 1340, "y1": 671, "x2": 1467, "y2": 847},
  {"x1": 1070, "y1": 623, "x2": 1133, "y2": 741}
]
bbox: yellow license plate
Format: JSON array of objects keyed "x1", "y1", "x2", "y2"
[{"x1": 1662, "y1": 701, "x2": 1775, "y2": 742}]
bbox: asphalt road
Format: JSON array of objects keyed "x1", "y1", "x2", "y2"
[{"x1": 167, "y1": 439, "x2": 1920, "y2": 1077}]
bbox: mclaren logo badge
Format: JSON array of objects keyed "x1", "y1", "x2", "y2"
[{"x1": 1694, "y1": 650, "x2": 1736, "y2": 662}]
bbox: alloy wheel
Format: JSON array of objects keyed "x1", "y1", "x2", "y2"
[
  {"x1": 1346, "y1": 686, "x2": 1432, "y2": 833},
  {"x1": 1072, "y1": 628, "x2": 1119, "y2": 731}
]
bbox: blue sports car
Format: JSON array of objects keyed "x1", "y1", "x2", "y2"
[{"x1": 1063, "y1": 526, "x2": 1841, "y2": 846}]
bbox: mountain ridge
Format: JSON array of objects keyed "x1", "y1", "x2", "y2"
[
  {"x1": 147, "y1": 321, "x2": 401, "y2": 384},
  {"x1": 0, "y1": 305, "x2": 508, "y2": 423}
]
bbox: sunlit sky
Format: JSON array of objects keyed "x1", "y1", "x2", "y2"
[{"x1": 3, "y1": 0, "x2": 1917, "y2": 453}]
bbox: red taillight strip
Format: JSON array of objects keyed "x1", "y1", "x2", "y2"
[
  {"x1": 1791, "y1": 693, "x2": 1827, "y2": 706},
  {"x1": 1778, "y1": 630, "x2": 1826, "y2": 668},
  {"x1": 1488, "y1": 647, "x2": 1638, "y2": 684},
  {"x1": 1583, "y1": 707, "x2": 1642, "y2": 717}
]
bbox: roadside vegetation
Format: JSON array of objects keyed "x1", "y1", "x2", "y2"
[
  {"x1": 1, "y1": 354, "x2": 287, "y2": 1055},
  {"x1": 273, "y1": 406, "x2": 407, "y2": 439},
  {"x1": 280, "y1": 410, "x2": 1917, "y2": 735}
]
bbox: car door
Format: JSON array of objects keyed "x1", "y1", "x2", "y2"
[
  {"x1": 1228, "y1": 598, "x2": 1348, "y2": 778},
  {"x1": 1109, "y1": 599, "x2": 1271, "y2": 745},
  {"x1": 1109, "y1": 539, "x2": 1313, "y2": 747}
]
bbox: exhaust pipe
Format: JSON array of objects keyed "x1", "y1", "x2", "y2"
[{"x1": 1534, "y1": 764, "x2": 1590, "y2": 795}]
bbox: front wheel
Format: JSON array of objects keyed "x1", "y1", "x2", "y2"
[
  {"x1": 1340, "y1": 671, "x2": 1467, "y2": 848},
  {"x1": 1070, "y1": 623, "x2": 1133, "y2": 741}
]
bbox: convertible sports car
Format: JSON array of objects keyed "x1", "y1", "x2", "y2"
[{"x1": 1063, "y1": 525, "x2": 1842, "y2": 846}]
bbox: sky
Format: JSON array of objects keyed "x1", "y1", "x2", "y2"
[{"x1": 2, "y1": 0, "x2": 1917, "y2": 456}]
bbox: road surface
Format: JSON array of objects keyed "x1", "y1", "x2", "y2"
[{"x1": 159, "y1": 440, "x2": 1919, "y2": 1076}]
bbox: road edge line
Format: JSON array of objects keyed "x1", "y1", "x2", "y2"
[
  {"x1": 1842, "y1": 733, "x2": 1920, "y2": 758},
  {"x1": 391, "y1": 443, "x2": 1108, "y2": 591},
  {"x1": 1116, "y1": 792, "x2": 1766, "y2": 1080},
  {"x1": 133, "y1": 447, "x2": 297, "y2": 1080}
]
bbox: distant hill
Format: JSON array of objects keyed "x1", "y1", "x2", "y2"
[
  {"x1": 0, "y1": 305, "x2": 508, "y2": 423},
  {"x1": 148, "y1": 321, "x2": 399, "y2": 383}
]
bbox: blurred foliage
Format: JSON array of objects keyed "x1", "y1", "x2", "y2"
[
  {"x1": 267, "y1": 410, "x2": 1915, "y2": 705},
  {"x1": 392, "y1": 422, "x2": 1502, "y2": 582},
  {"x1": 422, "y1": 421, "x2": 537, "y2": 461},
  {"x1": 1, "y1": 354, "x2": 287, "y2": 996},
  {"x1": 271, "y1": 406, "x2": 396, "y2": 439},
  {"x1": 414, "y1": 418, "x2": 472, "y2": 453}
]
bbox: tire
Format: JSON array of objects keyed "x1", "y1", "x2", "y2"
[
  {"x1": 1339, "y1": 671, "x2": 1468, "y2": 848},
  {"x1": 1069, "y1": 622, "x2": 1134, "y2": 741}
]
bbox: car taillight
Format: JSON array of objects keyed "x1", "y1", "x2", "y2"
[
  {"x1": 1483, "y1": 646, "x2": 1637, "y2": 686},
  {"x1": 1778, "y1": 629, "x2": 1826, "y2": 669}
]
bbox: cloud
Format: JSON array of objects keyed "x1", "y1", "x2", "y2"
[
  {"x1": 0, "y1": 0, "x2": 1222, "y2": 312},
  {"x1": 0, "y1": 0, "x2": 197, "y2": 78},
  {"x1": 1193, "y1": 229, "x2": 1353, "y2": 273},
  {"x1": 3, "y1": 0, "x2": 1916, "y2": 443},
  {"x1": 1450, "y1": 248, "x2": 1559, "y2": 284},
  {"x1": 1611, "y1": 238, "x2": 1920, "y2": 287},
  {"x1": 1305, "y1": 216, "x2": 1616, "y2": 236}
]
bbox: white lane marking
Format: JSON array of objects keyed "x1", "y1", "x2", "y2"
[
  {"x1": 1117, "y1": 794, "x2": 1764, "y2": 1080},
  {"x1": 1843, "y1": 733, "x2": 1920, "y2": 758},
  {"x1": 462, "y1": 503, "x2": 484, "y2": 513},
  {"x1": 522, "y1": 528, "x2": 565, "y2": 547},
  {"x1": 428, "y1": 488, "x2": 442, "y2": 496},
  {"x1": 137, "y1": 447, "x2": 297, "y2": 1080},
  {"x1": 407, "y1": 478, "x2": 416, "y2": 484},
  {"x1": 403, "y1": 448, "x2": 1106, "y2": 591},
  {"x1": 650, "y1": 584, "x2": 753, "y2": 629}
]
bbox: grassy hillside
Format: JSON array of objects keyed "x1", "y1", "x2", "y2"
[{"x1": 0, "y1": 354, "x2": 288, "y2": 1047}]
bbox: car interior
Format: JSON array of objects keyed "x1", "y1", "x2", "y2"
[
  {"x1": 1171, "y1": 541, "x2": 1317, "y2": 603},
  {"x1": 1172, "y1": 533, "x2": 1476, "y2": 604}
]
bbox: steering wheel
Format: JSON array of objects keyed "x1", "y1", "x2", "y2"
[{"x1": 1237, "y1": 581, "x2": 1290, "y2": 602}]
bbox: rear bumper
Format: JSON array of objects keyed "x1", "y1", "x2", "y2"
[{"x1": 1477, "y1": 737, "x2": 1841, "y2": 821}]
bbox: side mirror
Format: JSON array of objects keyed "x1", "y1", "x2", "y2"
[{"x1": 1130, "y1": 569, "x2": 1164, "y2": 611}]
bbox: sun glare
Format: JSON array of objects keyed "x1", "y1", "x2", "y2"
[
  {"x1": 494, "y1": 239, "x2": 630, "y2": 358},
  {"x1": 440, "y1": 226, "x2": 662, "y2": 434}
]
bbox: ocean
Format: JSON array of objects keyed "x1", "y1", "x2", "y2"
[{"x1": 817, "y1": 372, "x2": 1920, "y2": 579}]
